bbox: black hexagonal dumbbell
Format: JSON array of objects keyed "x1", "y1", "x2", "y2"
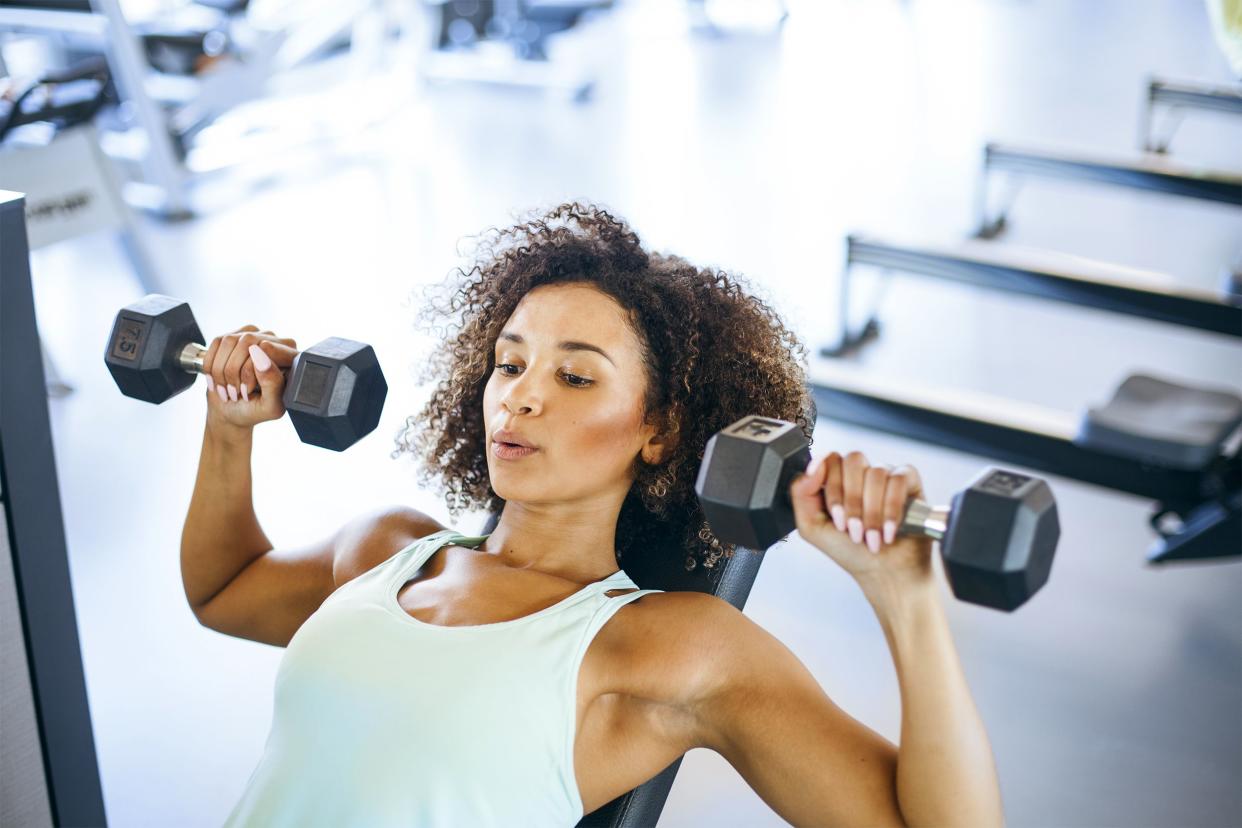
[
  {"x1": 104, "y1": 294, "x2": 388, "y2": 452},
  {"x1": 694, "y1": 415, "x2": 1061, "y2": 611}
]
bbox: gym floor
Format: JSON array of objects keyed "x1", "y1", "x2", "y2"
[{"x1": 35, "y1": 1, "x2": 1241, "y2": 826}]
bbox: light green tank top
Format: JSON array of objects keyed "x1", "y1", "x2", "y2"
[{"x1": 222, "y1": 529, "x2": 662, "y2": 827}]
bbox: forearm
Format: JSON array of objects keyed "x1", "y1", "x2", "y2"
[
  {"x1": 865, "y1": 579, "x2": 1004, "y2": 828},
  {"x1": 180, "y1": 421, "x2": 273, "y2": 610}
]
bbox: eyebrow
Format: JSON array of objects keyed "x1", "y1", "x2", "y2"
[{"x1": 497, "y1": 331, "x2": 615, "y2": 366}]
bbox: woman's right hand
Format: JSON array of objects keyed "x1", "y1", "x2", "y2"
[{"x1": 203, "y1": 326, "x2": 299, "y2": 431}]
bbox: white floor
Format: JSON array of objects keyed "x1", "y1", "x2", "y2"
[{"x1": 32, "y1": 0, "x2": 1242, "y2": 826}]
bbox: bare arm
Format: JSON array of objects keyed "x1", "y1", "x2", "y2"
[
  {"x1": 181, "y1": 410, "x2": 439, "y2": 645},
  {"x1": 865, "y1": 578, "x2": 1003, "y2": 827},
  {"x1": 686, "y1": 582, "x2": 1000, "y2": 828},
  {"x1": 763, "y1": 449, "x2": 1004, "y2": 826},
  {"x1": 180, "y1": 326, "x2": 299, "y2": 615},
  {"x1": 671, "y1": 451, "x2": 1004, "y2": 824},
  {"x1": 687, "y1": 594, "x2": 905, "y2": 827},
  {"x1": 178, "y1": 329, "x2": 447, "y2": 647},
  {"x1": 181, "y1": 422, "x2": 271, "y2": 612}
]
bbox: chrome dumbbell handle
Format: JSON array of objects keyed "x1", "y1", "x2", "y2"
[
  {"x1": 176, "y1": 342, "x2": 208, "y2": 374},
  {"x1": 899, "y1": 501, "x2": 952, "y2": 542}
]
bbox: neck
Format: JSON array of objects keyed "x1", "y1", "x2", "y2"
[{"x1": 480, "y1": 498, "x2": 623, "y2": 585}]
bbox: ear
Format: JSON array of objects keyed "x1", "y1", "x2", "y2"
[{"x1": 640, "y1": 428, "x2": 677, "y2": 466}]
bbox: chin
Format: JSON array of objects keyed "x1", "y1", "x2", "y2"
[
  {"x1": 486, "y1": 474, "x2": 521, "y2": 500},
  {"x1": 488, "y1": 477, "x2": 555, "y2": 506}
]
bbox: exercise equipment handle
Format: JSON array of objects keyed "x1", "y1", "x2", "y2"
[{"x1": 175, "y1": 342, "x2": 289, "y2": 375}]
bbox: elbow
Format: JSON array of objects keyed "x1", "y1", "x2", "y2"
[
  {"x1": 189, "y1": 593, "x2": 219, "y2": 631},
  {"x1": 190, "y1": 602, "x2": 212, "y2": 630},
  {"x1": 896, "y1": 784, "x2": 1004, "y2": 828}
]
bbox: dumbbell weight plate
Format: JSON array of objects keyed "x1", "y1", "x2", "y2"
[
  {"x1": 104, "y1": 294, "x2": 205, "y2": 403},
  {"x1": 694, "y1": 416, "x2": 812, "y2": 550},
  {"x1": 282, "y1": 338, "x2": 388, "y2": 452},
  {"x1": 941, "y1": 468, "x2": 1060, "y2": 612}
]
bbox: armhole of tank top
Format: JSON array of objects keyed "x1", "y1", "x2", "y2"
[{"x1": 562, "y1": 586, "x2": 663, "y2": 817}]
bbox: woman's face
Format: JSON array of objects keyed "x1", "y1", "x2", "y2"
[{"x1": 482, "y1": 282, "x2": 662, "y2": 507}]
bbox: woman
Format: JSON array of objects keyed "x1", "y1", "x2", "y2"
[{"x1": 185, "y1": 203, "x2": 1003, "y2": 827}]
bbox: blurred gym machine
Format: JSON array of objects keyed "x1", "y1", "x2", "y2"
[
  {"x1": 827, "y1": 234, "x2": 1241, "y2": 349},
  {"x1": 828, "y1": 78, "x2": 1242, "y2": 353},
  {"x1": 419, "y1": 0, "x2": 614, "y2": 101},
  {"x1": 974, "y1": 141, "x2": 1242, "y2": 241},
  {"x1": 0, "y1": 189, "x2": 107, "y2": 827},
  {"x1": 1140, "y1": 77, "x2": 1242, "y2": 154},
  {"x1": 0, "y1": 51, "x2": 167, "y2": 395},
  {"x1": 816, "y1": 75, "x2": 1242, "y2": 565},
  {"x1": 1, "y1": 0, "x2": 193, "y2": 216},
  {"x1": 0, "y1": 0, "x2": 408, "y2": 218}
]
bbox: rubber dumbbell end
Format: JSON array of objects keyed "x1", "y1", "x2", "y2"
[
  {"x1": 104, "y1": 294, "x2": 205, "y2": 404},
  {"x1": 694, "y1": 416, "x2": 812, "y2": 550},
  {"x1": 281, "y1": 337, "x2": 388, "y2": 451},
  {"x1": 940, "y1": 468, "x2": 1060, "y2": 612}
]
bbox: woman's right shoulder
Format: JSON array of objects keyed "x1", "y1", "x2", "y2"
[{"x1": 333, "y1": 505, "x2": 449, "y2": 588}]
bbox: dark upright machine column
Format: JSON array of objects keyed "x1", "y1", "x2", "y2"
[{"x1": 0, "y1": 189, "x2": 107, "y2": 827}]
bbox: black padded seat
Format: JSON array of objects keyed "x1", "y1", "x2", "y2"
[
  {"x1": 1076, "y1": 373, "x2": 1242, "y2": 470},
  {"x1": 478, "y1": 510, "x2": 767, "y2": 828}
]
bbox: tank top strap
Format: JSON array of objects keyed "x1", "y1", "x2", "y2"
[
  {"x1": 581, "y1": 570, "x2": 662, "y2": 629},
  {"x1": 391, "y1": 530, "x2": 656, "y2": 609},
  {"x1": 388, "y1": 529, "x2": 464, "y2": 578}
]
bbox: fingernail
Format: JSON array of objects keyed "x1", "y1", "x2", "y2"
[
  {"x1": 866, "y1": 529, "x2": 881, "y2": 554},
  {"x1": 831, "y1": 505, "x2": 846, "y2": 533},
  {"x1": 206, "y1": 376, "x2": 215, "y2": 391},
  {"x1": 249, "y1": 344, "x2": 272, "y2": 372},
  {"x1": 848, "y1": 517, "x2": 863, "y2": 545},
  {"x1": 216, "y1": 385, "x2": 228, "y2": 402},
  {"x1": 884, "y1": 521, "x2": 896, "y2": 545},
  {"x1": 227, "y1": 384, "x2": 238, "y2": 402},
  {"x1": 241, "y1": 383, "x2": 249, "y2": 402}
]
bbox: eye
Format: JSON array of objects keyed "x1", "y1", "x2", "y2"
[
  {"x1": 494, "y1": 363, "x2": 593, "y2": 387},
  {"x1": 562, "y1": 372, "x2": 593, "y2": 387}
]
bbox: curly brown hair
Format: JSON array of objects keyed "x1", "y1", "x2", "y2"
[{"x1": 391, "y1": 202, "x2": 815, "y2": 573}]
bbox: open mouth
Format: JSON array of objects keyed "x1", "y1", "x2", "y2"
[{"x1": 492, "y1": 441, "x2": 538, "y2": 458}]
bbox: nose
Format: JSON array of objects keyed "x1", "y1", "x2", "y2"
[{"x1": 501, "y1": 369, "x2": 543, "y2": 417}]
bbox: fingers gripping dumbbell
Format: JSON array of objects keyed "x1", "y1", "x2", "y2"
[
  {"x1": 694, "y1": 415, "x2": 1061, "y2": 611},
  {"x1": 104, "y1": 294, "x2": 388, "y2": 451}
]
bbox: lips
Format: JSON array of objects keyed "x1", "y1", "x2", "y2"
[{"x1": 493, "y1": 428, "x2": 536, "y2": 449}]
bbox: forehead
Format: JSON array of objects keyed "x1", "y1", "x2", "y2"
[{"x1": 500, "y1": 283, "x2": 636, "y2": 349}]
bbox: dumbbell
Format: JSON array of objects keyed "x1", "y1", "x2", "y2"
[
  {"x1": 694, "y1": 415, "x2": 1060, "y2": 611},
  {"x1": 104, "y1": 294, "x2": 388, "y2": 452}
]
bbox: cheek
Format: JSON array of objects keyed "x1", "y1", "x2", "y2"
[{"x1": 568, "y1": 405, "x2": 645, "y2": 461}]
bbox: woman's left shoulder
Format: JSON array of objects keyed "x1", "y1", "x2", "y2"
[
  {"x1": 624, "y1": 588, "x2": 739, "y2": 623},
  {"x1": 610, "y1": 589, "x2": 734, "y2": 637},
  {"x1": 605, "y1": 590, "x2": 747, "y2": 710}
]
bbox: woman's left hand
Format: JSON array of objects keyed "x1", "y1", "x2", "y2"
[{"x1": 788, "y1": 451, "x2": 936, "y2": 591}]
